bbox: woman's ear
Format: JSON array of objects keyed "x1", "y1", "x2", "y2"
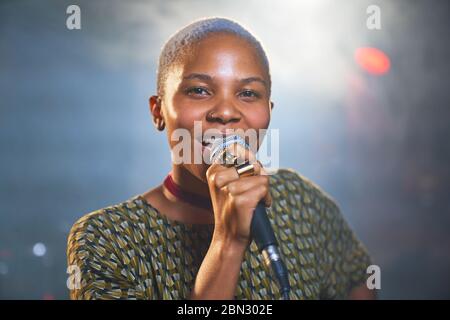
[{"x1": 149, "y1": 95, "x2": 165, "y2": 131}]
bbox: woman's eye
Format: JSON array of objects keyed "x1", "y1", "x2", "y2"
[
  {"x1": 186, "y1": 87, "x2": 210, "y2": 96},
  {"x1": 239, "y1": 90, "x2": 259, "y2": 98}
]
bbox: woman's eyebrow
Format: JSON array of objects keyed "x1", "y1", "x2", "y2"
[
  {"x1": 183, "y1": 73, "x2": 267, "y2": 88},
  {"x1": 183, "y1": 73, "x2": 212, "y2": 82},
  {"x1": 240, "y1": 77, "x2": 267, "y2": 88}
]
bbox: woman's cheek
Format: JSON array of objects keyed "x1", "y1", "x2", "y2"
[
  {"x1": 173, "y1": 97, "x2": 206, "y2": 126},
  {"x1": 245, "y1": 106, "x2": 271, "y2": 130}
]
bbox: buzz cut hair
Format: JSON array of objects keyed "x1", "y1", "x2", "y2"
[{"x1": 156, "y1": 17, "x2": 271, "y2": 97}]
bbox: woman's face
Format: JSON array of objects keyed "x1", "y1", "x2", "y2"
[{"x1": 153, "y1": 33, "x2": 273, "y2": 182}]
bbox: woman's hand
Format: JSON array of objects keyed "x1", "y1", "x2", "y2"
[
  {"x1": 205, "y1": 148, "x2": 272, "y2": 249},
  {"x1": 190, "y1": 146, "x2": 272, "y2": 299}
]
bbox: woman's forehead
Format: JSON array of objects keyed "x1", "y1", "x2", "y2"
[
  {"x1": 179, "y1": 34, "x2": 269, "y2": 79},
  {"x1": 190, "y1": 33, "x2": 261, "y2": 61}
]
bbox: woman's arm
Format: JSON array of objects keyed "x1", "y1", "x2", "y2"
[
  {"x1": 190, "y1": 237, "x2": 247, "y2": 299},
  {"x1": 317, "y1": 197, "x2": 375, "y2": 300}
]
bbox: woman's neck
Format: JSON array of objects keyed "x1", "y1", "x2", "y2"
[
  {"x1": 170, "y1": 164, "x2": 211, "y2": 199},
  {"x1": 141, "y1": 164, "x2": 214, "y2": 225}
]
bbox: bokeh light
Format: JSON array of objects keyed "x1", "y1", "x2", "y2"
[{"x1": 355, "y1": 47, "x2": 391, "y2": 75}]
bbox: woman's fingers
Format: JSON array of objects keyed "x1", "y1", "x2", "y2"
[
  {"x1": 263, "y1": 189, "x2": 272, "y2": 208},
  {"x1": 231, "y1": 183, "x2": 271, "y2": 210},
  {"x1": 206, "y1": 164, "x2": 239, "y2": 189},
  {"x1": 207, "y1": 160, "x2": 264, "y2": 189},
  {"x1": 207, "y1": 156, "x2": 272, "y2": 205},
  {"x1": 206, "y1": 148, "x2": 272, "y2": 208},
  {"x1": 226, "y1": 175, "x2": 268, "y2": 195},
  {"x1": 228, "y1": 175, "x2": 272, "y2": 208}
]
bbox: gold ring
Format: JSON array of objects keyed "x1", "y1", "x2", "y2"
[{"x1": 235, "y1": 161, "x2": 255, "y2": 178}]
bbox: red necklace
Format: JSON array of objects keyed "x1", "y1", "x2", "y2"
[{"x1": 163, "y1": 173, "x2": 213, "y2": 210}]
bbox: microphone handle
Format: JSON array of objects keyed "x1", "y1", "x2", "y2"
[
  {"x1": 250, "y1": 202, "x2": 291, "y2": 299},
  {"x1": 250, "y1": 202, "x2": 277, "y2": 248}
]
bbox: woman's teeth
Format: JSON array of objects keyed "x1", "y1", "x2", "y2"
[{"x1": 202, "y1": 137, "x2": 216, "y2": 147}]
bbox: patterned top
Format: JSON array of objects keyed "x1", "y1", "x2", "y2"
[{"x1": 67, "y1": 168, "x2": 372, "y2": 300}]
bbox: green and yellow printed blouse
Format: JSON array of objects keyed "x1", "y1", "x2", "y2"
[{"x1": 67, "y1": 168, "x2": 371, "y2": 300}]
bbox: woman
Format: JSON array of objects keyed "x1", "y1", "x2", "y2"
[{"x1": 67, "y1": 17, "x2": 374, "y2": 300}]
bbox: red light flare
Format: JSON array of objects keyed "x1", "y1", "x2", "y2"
[{"x1": 355, "y1": 47, "x2": 391, "y2": 75}]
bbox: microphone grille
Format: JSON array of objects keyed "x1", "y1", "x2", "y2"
[{"x1": 209, "y1": 135, "x2": 249, "y2": 163}]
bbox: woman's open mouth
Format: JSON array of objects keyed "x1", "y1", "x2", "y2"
[{"x1": 201, "y1": 137, "x2": 216, "y2": 149}]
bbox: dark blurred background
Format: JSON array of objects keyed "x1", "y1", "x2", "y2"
[{"x1": 1, "y1": 0, "x2": 449, "y2": 299}]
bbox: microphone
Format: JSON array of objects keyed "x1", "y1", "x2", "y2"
[{"x1": 209, "y1": 135, "x2": 291, "y2": 300}]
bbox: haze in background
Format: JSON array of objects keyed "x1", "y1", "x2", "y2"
[{"x1": 1, "y1": 0, "x2": 449, "y2": 299}]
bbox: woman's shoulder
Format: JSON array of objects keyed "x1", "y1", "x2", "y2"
[
  {"x1": 67, "y1": 196, "x2": 156, "y2": 248},
  {"x1": 268, "y1": 167, "x2": 340, "y2": 211},
  {"x1": 66, "y1": 196, "x2": 161, "y2": 299}
]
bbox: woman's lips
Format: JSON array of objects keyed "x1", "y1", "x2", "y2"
[
  {"x1": 193, "y1": 138, "x2": 212, "y2": 163},
  {"x1": 197, "y1": 136, "x2": 216, "y2": 150},
  {"x1": 201, "y1": 142, "x2": 213, "y2": 155}
]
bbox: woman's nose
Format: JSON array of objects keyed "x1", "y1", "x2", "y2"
[{"x1": 206, "y1": 99, "x2": 241, "y2": 124}]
